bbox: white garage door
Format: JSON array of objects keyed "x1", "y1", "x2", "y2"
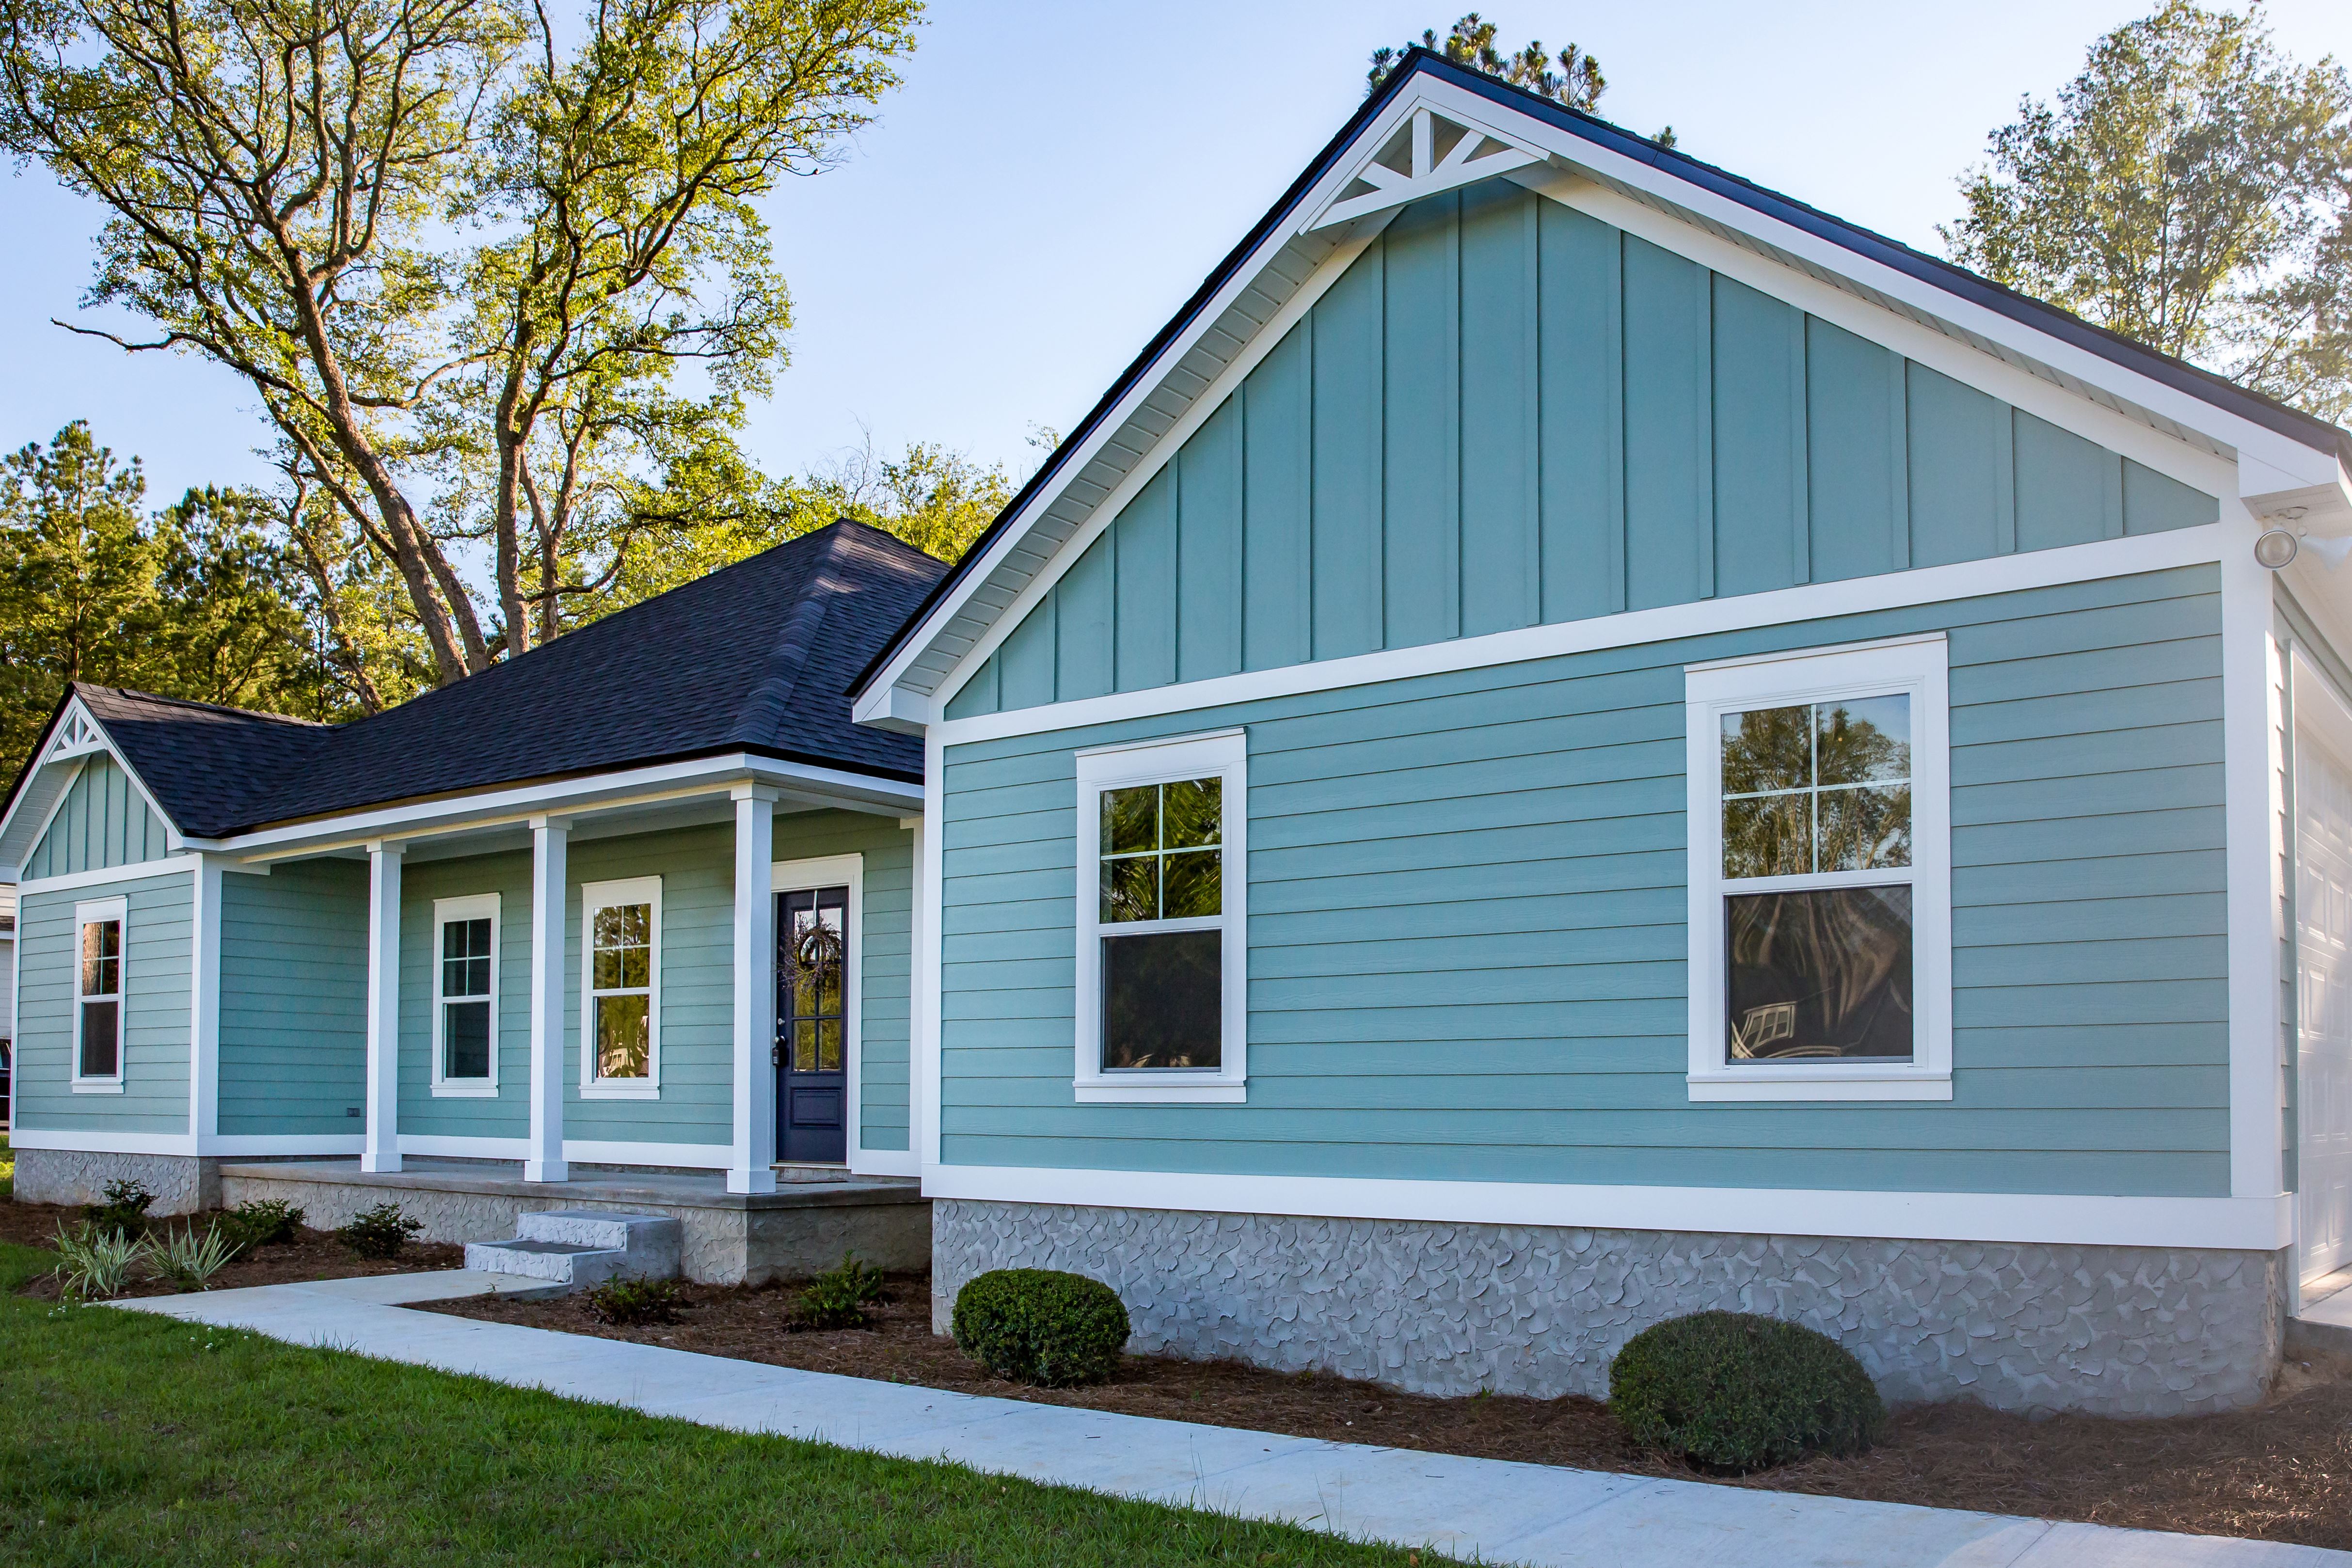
[{"x1": 2299, "y1": 718, "x2": 2352, "y2": 1285}]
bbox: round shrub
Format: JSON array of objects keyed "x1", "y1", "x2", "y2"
[
  {"x1": 952, "y1": 1269, "x2": 1130, "y2": 1387},
  {"x1": 1608, "y1": 1311, "x2": 1885, "y2": 1471}
]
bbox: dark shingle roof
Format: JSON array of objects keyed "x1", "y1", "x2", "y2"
[
  {"x1": 857, "y1": 48, "x2": 2352, "y2": 701},
  {"x1": 52, "y1": 521, "x2": 944, "y2": 839}
]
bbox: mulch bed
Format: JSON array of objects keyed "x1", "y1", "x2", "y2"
[
  {"x1": 425, "y1": 1269, "x2": 2352, "y2": 1552},
  {"x1": 1, "y1": 1198, "x2": 465, "y2": 1299}
]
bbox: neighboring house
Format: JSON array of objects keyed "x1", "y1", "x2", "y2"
[
  {"x1": 0, "y1": 523, "x2": 941, "y2": 1235},
  {"x1": 854, "y1": 51, "x2": 2352, "y2": 1417}
]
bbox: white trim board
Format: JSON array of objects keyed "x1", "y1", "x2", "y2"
[
  {"x1": 395, "y1": 1133, "x2": 733, "y2": 1170},
  {"x1": 772, "y1": 852, "x2": 870, "y2": 1166},
  {"x1": 18, "y1": 855, "x2": 199, "y2": 896},
  {"x1": 934, "y1": 524, "x2": 2227, "y2": 748},
  {"x1": 922, "y1": 1164, "x2": 2294, "y2": 1253}
]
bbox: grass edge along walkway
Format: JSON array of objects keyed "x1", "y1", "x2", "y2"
[{"x1": 0, "y1": 1241, "x2": 1440, "y2": 1567}]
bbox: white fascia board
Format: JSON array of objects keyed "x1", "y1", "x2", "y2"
[
  {"x1": 17, "y1": 855, "x2": 200, "y2": 896},
  {"x1": 0, "y1": 700, "x2": 187, "y2": 866},
  {"x1": 923, "y1": 1164, "x2": 2294, "y2": 1253},
  {"x1": 1398, "y1": 74, "x2": 2342, "y2": 491},
  {"x1": 208, "y1": 753, "x2": 921, "y2": 863}
]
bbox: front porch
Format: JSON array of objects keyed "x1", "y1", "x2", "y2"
[{"x1": 218, "y1": 1158, "x2": 929, "y2": 1285}]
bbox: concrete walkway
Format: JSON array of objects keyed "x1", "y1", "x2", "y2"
[{"x1": 119, "y1": 1273, "x2": 2345, "y2": 1568}]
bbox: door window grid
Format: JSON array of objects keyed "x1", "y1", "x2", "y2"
[{"x1": 781, "y1": 888, "x2": 848, "y2": 1073}]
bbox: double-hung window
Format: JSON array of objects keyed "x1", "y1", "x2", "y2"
[
  {"x1": 1073, "y1": 730, "x2": 1247, "y2": 1103},
  {"x1": 431, "y1": 894, "x2": 498, "y2": 1095},
  {"x1": 73, "y1": 897, "x2": 126, "y2": 1091},
  {"x1": 1685, "y1": 635, "x2": 1951, "y2": 1100},
  {"x1": 581, "y1": 876, "x2": 661, "y2": 1096}
]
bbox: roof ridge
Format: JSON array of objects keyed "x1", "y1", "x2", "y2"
[{"x1": 76, "y1": 682, "x2": 331, "y2": 728}]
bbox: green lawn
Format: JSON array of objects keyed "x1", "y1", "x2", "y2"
[
  {"x1": 0, "y1": 1133, "x2": 13, "y2": 1202},
  {"x1": 0, "y1": 1241, "x2": 1439, "y2": 1567}
]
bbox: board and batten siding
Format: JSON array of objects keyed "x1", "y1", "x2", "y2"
[
  {"x1": 13, "y1": 870, "x2": 193, "y2": 1133},
  {"x1": 218, "y1": 859, "x2": 368, "y2": 1137},
  {"x1": 946, "y1": 183, "x2": 2220, "y2": 720},
  {"x1": 25, "y1": 754, "x2": 171, "y2": 878},
  {"x1": 937, "y1": 565, "x2": 2228, "y2": 1198}
]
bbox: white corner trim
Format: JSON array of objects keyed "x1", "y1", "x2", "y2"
[
  {"x1": 922, "y1": 1163, "x2": 2294, "y2": 1253},
  {"x1": 2227, "y1": 541, "x2": 2288, "y2": 1199},
  {"x1": 1073, "y1": 729, "x2": 1249, "y2": 1103},
  {"x1": 189, "y1": 855, "x2": 222, "y2": 1143},
  {"x1": 579, "y1": 873, "x2": 662, "y2": 1095},
  {"x1": 918, "y1": 740, "x2": 945, "y2": 1171},
  {"x1": 937, "y1": 524, "x2": 2225, "y2": 748}
]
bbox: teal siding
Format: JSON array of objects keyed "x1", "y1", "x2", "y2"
[
  {"x1": 14, "y1": 869, "x2": 193, "y2": 1134},
  {"x1": 398, "y1": 850, "x2": 534, "y2": 1139},
  {"x1": 951, "y1": 183, "x2": 2222, "y2": 717},
  {"x1": 26, "y1": 755, "x2": 170, "y2": 878},
  {"x1": 937, "y1": 566, "x2": 2229, "y2": 1197},
  {"x1": 218, "y1": 860, "x2": 368, "y2": 1136}
]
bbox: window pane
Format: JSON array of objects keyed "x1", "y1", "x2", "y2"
[
  {"x1": 595, "y1": 994, "x2": 651, "y2": 1078},
  {"x1": 1724, "y1": 793, "x2": 1812, "y2": 879},
  {"x1": 1726, "y1": 886, "x2": 1913, "y2": 1061},
  {"x1": 1102, "y1": 786, "x2": 1158, "y2": 855},
  {"x1": 819, "y1": 1019, "x2": 843, "y2": 1072},
  {"x1": 1100, "y1": 855, "x2": 1158, "y2": 923},
  {"x1": 593, "y1": 905, "x2": 626, "y2": 951},
  {"x1": 1722, "y1": 706, "x2": 1812, "y2": 794},
  {"x1": 444, "y1": 1000, "x2": 491, "y2": 1078},
  {"x1": 1160, "y1": 849, "x2": 1222, "y2": 918},
  {"x1": 786, "y1": 905, "x2": 844, "y2": 1019},
  {"x1": 81, "y1": 919, "x2": 120, "y2": 998},
  {"x1": 1818, "y1": 784, "x2": 1912, "y2": 871},
  {"x1": 79, "y1": 999, "x2": 120, "y2": 1077},
  {"x1": 1163, "y1": 778, "x2": 1222, "y2": 849},
  {"x1": 591, "y1": 948, "x2": 623, "y2": 990},
  {"x1": 793, "y1": 1019, "x2": 817, "y2": 1073},
  {"x1": 1815, "y1": 695, "x2": 1910, "y2": 786},
  {"x1": 1101, "y1": 930, "x2": 1222, "y2": 1070}
]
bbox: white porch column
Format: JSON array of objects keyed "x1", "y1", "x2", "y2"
[
  {"x1": 730, "y1": 785, "x2": 779, "y2": 1195},
  {"x1": 527, "y1": 815, "x2": 571, "y2": 1183},
  {"x1": 361, "y1": 840, "x2": 403, "y2": 1173}
]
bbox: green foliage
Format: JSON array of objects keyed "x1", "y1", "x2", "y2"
[
  {"x1": 143, "y1": 1223, "x2": 239, "y2": 1292},
  {"x1": 82, "y1": 1178, "x2": 155, "y2": 1241},
  {"x1": 216, "y1": 1199, "x2": 306, "y2": 1251},
  {"x1": 334, "y1": 1203, "x2": 423, "y2": 1261},
  {"x1": 1608, "y1": 1310, "x2": 1886, "y2": 1472},
  {"x1": 794, "y1": 1251, "x2": 888, "y2": 1330},
  {"x1": 584, "y1": 1277, "x2": 684, "y2": 1326},
  {"x1": 951, "y1": 1268, "x2": 1130, "y2": 1388},
  {"x1": 51, "y1": 1222, "x2": 142, "y2": 1301},
  {"x1": 1944, "y1": 1, "x2": 2352, "y2": 421},
  {"x1": 1366, "y1": 15, "x2": 1673, "y2": 145}
]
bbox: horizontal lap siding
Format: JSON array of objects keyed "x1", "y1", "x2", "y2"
[
  {"x1": 27, "y1": 755, "x2": 170, "y2": 878},
  {"x1": 777, "y1": 810, "x2": 917, "y2": 1153},
  {"x1": 938, "y1": 566, "x2": 2228, "y2": 1197},
  {"x1": 948, "y1": 184, "x2": 2222, "y2": 719},
  {"x1": 399, "y1": 851, "x2": 534, "y2": 1139},
  {"x1": 15, "y1": 871, "x2": 192, "y2": 1133},
  {"x1": 219, "y1": 861, "x2": 368, "y2": 1136}
]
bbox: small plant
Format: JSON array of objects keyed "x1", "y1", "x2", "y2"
[
  {"x1": 585, "y1": 1277, "x2": 684, "y2": 1326},
  {"x1": 52, "y1": 1222, "x2": 142, "y2": 1301},
  {"x1": 145, "y1": 1222, "x2": 239, "y2": 1292},
  {"x1": 951, "y1": 1268, "x2": 1130, "y2": 1387},
  {"x1": 217, "y1": 1198, "x2": 305, "y2": 1251},
  {"x1": 793, "y1": 1251, "x2": 889, "y2": 1330},
  {"x1": 1608, "y1": 1310, "x2": 1886, "y2": 1472},
  {"x1": 84, "y1": 1179, "x2": 157, "y2": 1240},
  {"x1": 334, "y1": 1202, "x2": 423, "y2": 1260}
]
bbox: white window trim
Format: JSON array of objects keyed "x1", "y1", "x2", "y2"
[
  {"x1": 71, "y1": 895, "x2": 127, "y2": 1093},
  {"x1": 579, "y1": 874, "x2": 662, "y2": 1098},
  {"x1": 1073, "y1": 729, "x2": 1248, "y2": 1104},
  {"x1": 1684, "y1": 634, "x2": 1953, "y2": 1101},
  {"x1": 429, "y1": 893, "x2": 501, "y2": 1097},
  {"x1": 773, "y1": 852, "x2": 866, "y2": 1160}
]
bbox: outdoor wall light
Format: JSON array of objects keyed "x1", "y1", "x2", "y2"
[{"x1": 2257, "y1": 524, "x2": 2352, "y2": 571}]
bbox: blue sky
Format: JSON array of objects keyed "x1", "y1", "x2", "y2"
[{"x1": 2, "y1": 0, "x2": 2347, "y2": 507}]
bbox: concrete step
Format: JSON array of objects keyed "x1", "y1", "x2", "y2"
[{"x1": 463, "y1": 1209, "x2": 682, "y2": 1291}]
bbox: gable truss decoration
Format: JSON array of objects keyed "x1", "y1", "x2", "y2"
[
  {"x1": 1305, "y1": 103, "x2": 1546, "y2": 232},
  {"x1": 49, "y1": 707, "x2": 103, "y2": 762}
]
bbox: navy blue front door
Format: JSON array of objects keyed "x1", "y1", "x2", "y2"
[{"x1": 776, "y1": 887, "x2": 849, "y2": 1164}]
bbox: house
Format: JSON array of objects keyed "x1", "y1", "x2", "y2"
[
  {"x1": 853, "y1": 51, "x2": 2352, "y2": 1416},
  {"x1": 0, "y1": 521, "x2": 941, "y2": 1280}
]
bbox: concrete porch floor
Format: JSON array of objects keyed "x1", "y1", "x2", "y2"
[{"x1": 217, "y1": 1158, "x2": 928, "y2": 1286}]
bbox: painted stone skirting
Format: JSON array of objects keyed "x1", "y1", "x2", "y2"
[
  {"x1": 15, "y1": 1149, "x2": 217, "y2": 1215},
  {"x1": 932, "y1": 1199, "x2": 2286, "y2": 1417}
]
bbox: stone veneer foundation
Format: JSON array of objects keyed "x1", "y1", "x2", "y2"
[
  {"x1": 932, "y1": 1198, "x2": 2287, "y2": 1417},
  {"x1": 16, "y1": 1148, "x2": 219, "y2": 1214}
]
